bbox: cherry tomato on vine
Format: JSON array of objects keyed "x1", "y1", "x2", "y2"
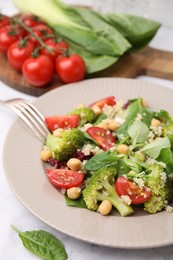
[
  {"x1": 0, "y1": 14, "x2": 11, "y2": 28},
  {"x1": 89, "y1": 96, "x2": 116, "y2": 109},
  {"x1": 115, "y1": 176, "x2": 152, "y2": 204},
  {"x1": 22, "y1": 55, "x2": 54, "y2": 87},
  {"x1": 86, "y1": 126, "x2": 116, "y2": 151},
  {"x1": 22, "y1": 15, "x2": 45, "y2": 28},
  {"x1": 28, "y1": 24, "x2": 54, "y2": 47},
  {"x1": 55, "y1": 54, "x2": 86, "y2": 83},
  {"x1": 0, "y1": 25, "x2": 26, "y2": 54},
  {"x1": 46, "y1": 168, "x2": 84, "y2": 189},
  {"x1": 45, "y1": 114, "x2": 79, "y2": 131},
  {"x1": 7, "y1": 40, "x2": 34, "y2": 71},
  {"x1": 40, "y1": 39, "x2": 69, "y2": 63}
]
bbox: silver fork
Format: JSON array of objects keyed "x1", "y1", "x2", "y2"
[{"x1": 0, "y1": 98, "x2": 50, "y2": 142}]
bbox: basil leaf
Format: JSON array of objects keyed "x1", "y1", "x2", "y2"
[
  {"x1": 127, "y1": 121, "x2": 149, "y2": 146},
  {"x1": 141, "y1": 137, "x2": 171, "y2": 159},
  {"x1": 11, "y1": 225, "x2": 68, "y2": 260},
  {"x1": 65, "y1": 195, "x2": 87, "y2": 208},
  {"x1": 85, "y1": 151, "x2": 117, "y2": 171}
]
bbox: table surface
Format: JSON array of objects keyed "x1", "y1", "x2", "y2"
[{"x1": 1, "y1": 1, "x2": 173, "y2": 260}]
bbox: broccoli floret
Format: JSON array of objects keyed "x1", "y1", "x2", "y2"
[
  {"x1": 143, "y1": 164, "x2": 173, "y2": 214},
  {"x1": 83, "y1": 166, "x2": 134, "y2": 217},
  {"x1": 46, "y1": 128, "x2": 85, "y2": 161},
  {"x1": 163, "y1": 123, "x2": 173, "y2": 137},
  {"x1": 68, "y1": 107, "x2": 96, "y2": 125}
]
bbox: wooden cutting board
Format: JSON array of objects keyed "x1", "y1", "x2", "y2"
[{"x1": 1, "y1": 46, "x2": 173, "y2": 97}]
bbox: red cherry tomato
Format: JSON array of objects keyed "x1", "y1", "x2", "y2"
[
  {"x1": 22, "y1": 55, "x2": 54, "y2": 87},
  {"x1": 45, "y1": 115, "x2": 79, "y2": 131},
  {"x1": 7, "y1": 40, "x2": 34, "y2": 71},
  {"x1": 115, "y1": 176, "x2": 151, "y2": 205},
  {"x1": 0, "y1": 14, "x2": 11, "y2": 28},
  {"x1": 46, "y1": 168, "x2": 84, "y2": 189},
  {"x1": 41, "y1": 39, "x2": 69, "y2": 63},
  {"x1": 86, "y1": 126, "x2": 116, "y2": 151},
  {"x1": 89, "y1": 96, "x2": 116, "y2": 109},
  {"x1": 28, "y1": 24, "x2": 54, "y2": 47},
  {"x1": 0, "y1": 25, "x2": 26, "y2": 54},
  {"x1": 22, "y1": 15, "x2": 45, "y2": 28},
  {"x1": 55, "y1": 54, "x2": 86, "y2": 83}
]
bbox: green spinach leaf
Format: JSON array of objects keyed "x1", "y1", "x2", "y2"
[
  {"x1": 65, "y1": 195, "x2": 87, "y2": 208},
  {"x1": 141, "y1": 137, "x2": 171, "y2": 159},
  {"x1": 127, "y1": 120, "x2": 149, "y2": 146},
  {"x1": 85, "y1": 151, "x2": 117, "y2": 171},
  {"x1": 11, "y1": 225, "x2": 68, "y2": 260},
  {"x1": 116, "y1": 98, "x2": 153, "y2": 137},
  {"x1": 157, "y1": 148, "x2": 173, "y2": 174}
]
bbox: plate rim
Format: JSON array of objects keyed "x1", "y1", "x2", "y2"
[{"x1": 3, "y1": 77, "x2": 173, "y2": 249}]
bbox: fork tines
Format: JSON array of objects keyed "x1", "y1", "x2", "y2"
[{"x1": 11, "y1": 100, "x2": 49, "y2": 143}]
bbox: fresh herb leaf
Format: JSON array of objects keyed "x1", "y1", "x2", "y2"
[
  {"x1": 141, "y1": 137, "x2": 171, "y2": 159},
  {"x1": 127, "y1": 121, "x2": 149, "y2": 146},
  {"x1": 93, "y1": 113, "x2": 107, "y2": 125},
  {"x1": 157, "y1": 148, "x2": 173, "y2": 174},
  {"x1": 65, "y1": 195, "x2": 87, "y2": 208},
  {"x1": 85, "y1": 151, "x2": 117, "y2": 171},
  {"x1": 116, "y1": 98, "x2": 153, "y2": 137},
  {"x1": 123, "y1": 157, "x2": 142, "y2": 173},
  {"x1": 11, "y1": 225, "x2": 68, "y2": 260}
]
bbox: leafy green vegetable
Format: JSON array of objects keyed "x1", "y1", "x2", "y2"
[
  {"x1": 127, "y1": 121, "x2": 149, "y2": 146},
  {"x1": 65, "y1": 195, "x2": 87, "y2": 208},
  {"x1": 11, "y1": 225, "x2": 68, "y2": 260},
  {"x1": 72, "y1": 7, "x2": 131, "y2": 56},
  {"x1": 116, "y1": 98, "x2": 153, "y2": 137},
  {"x1": 69, "y1": 40, "x2": 118, "y2": 74},
  {"x1": 123, "y1": 157, "x2": 142, "y2": 173},
  {"x1": 103, "y1": 13, "x2": 161, "y2": 51},
  {"x1": 157, "y1": 148, "x2": 173, "y2": 174},
  {"x1": 141, "y1": 137, "x2": 171, "y2": 159},
  {"x1": 85, "y1": 151, "x2": 117, "y2": 171}
]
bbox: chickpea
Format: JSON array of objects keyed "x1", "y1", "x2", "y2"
[
  {"x1": 97, "y1": 122, "x2": 109, "y2": 130},
  {"x1": 67, "y1": 187, "x2": 81, "y2": 200},
  {"x1": 151, "y1": 118, "x2": 161, "y2": 127},
  {"x1": 108, "y1": 121, "x2": 120, "y2": 131},
  {"x1": 135, "y1": 151, "x2": 145, "y2": 162},
  {"x1": 53, "y1": 128, "x2": 64, "y2": 138},
  {"x1": 98, "y1": 200, "x2": 112, "y2": 216},
  {"x1": 141, "y1": 99, "x2": 148, "y2": 108},
  {"x1": 116, "y1": 144, "x2": 129, "y2": 155},
  {"x1": 92, "y1": 105, "x2": 102, "y2": 116},
  {"x1": 40, "y1": 149, "x2": 52, "y2": 161},
  {"x1": 67, "y1": 158, "x2": 81, "y2": 171}
]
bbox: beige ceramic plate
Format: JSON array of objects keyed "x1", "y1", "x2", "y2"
[{"x1": 3, "y1": 78, "x2": 173, "y2": 248}]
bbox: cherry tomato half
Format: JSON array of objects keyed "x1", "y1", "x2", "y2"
[
  {"x1": 45, "y1": 115, "x2": 79, "y2": 131},
  {"x1": 86, "y1": 126, "x2": 116, "y2": 151},
  {"x1": 55, "y1": 54, "x2": 86, "y2": 84},
  {"x1": 22, "y1": 55, "x2": 54, "y2": 87},
  {"x1": 0, "y1": 25, "x2": 26, "y2": 54},
  {"x1": 115, "y1": 176, "x2": 151, "y2": 205},
  {"x1": 46, "y1": 168, "x2": 84, "y2": 189},
  {"x1": 41, "y1": 39, "x2": 69, "y2": 63},
  {"x1": 89, "y1": 96, "x2": 116, "y2": 109},
  {"x1": 7, "y1": 40, "x2": 34, "y2": 71}
]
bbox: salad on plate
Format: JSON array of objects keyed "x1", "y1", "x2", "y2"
[{"x1": 40, "y1": 95, "x2": 173, "y2": 217}]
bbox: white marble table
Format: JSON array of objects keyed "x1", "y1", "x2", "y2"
[{"x1": 1, "y1": 1, "x2": 173, "y2": 259}]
